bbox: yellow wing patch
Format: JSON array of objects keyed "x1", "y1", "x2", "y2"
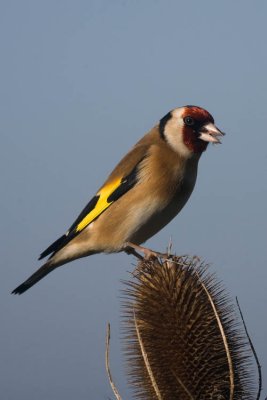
[{"x1": 75, "y1": 178, "x2": 122, "y2": 233}]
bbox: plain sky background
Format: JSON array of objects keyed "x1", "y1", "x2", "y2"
[{"x1": 1, "y1": 1, "x2": 267, "y2": 398}]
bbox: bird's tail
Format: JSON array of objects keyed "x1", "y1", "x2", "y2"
[{"x1": 12, "y1": 261, "x2": 57, "y2": 295}]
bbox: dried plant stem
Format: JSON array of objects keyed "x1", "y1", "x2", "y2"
[
  {"x1": 133, "y1": 310, "x2": 163, "y2": 400},
  {"x1": 105, "y1": 323, "x2": 123, "y2": 400},
  {"x1": 236, "y1": 297, "x2": 262, "y2": 400}
]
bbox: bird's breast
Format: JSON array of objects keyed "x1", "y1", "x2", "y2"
[{"x1": 128, "y1": 165, "x2": 198, "y2": 245}]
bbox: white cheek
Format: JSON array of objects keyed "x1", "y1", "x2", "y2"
[
  {"x1": 166, "y1": 127, "x2": 192, "y2": 158},
  {"x1": 164, "y1": 109, "x2": 192, "y2": 158}
]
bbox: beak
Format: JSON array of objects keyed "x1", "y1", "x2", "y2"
[{"x1": 198, "y1": 123, "x2": 225, "y2": 144}]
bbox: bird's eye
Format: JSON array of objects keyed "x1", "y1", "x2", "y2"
[{"x1": 184, "y1": 116, "x2": 195, "y2": 126}]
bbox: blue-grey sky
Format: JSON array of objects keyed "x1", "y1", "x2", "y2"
[{"x1": 1, "y1": 1, "x2": 267, "y2": 398}]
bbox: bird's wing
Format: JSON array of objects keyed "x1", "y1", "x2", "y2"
[{"x1": 39, "y1": 144, "x2": 149, "y2": 260}]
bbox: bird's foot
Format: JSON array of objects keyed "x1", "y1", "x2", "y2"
[{"x1": 124, "y1": 242, "x2": 170, "y2": 260}]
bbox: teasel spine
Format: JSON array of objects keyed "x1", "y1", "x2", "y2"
[{"x1": 120, "y1": 256, "x2": 258, "y2": 400}]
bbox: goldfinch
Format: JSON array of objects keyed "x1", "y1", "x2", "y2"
[{"x1": 12, "y1": 105, "x2": 224, "y2": 294}]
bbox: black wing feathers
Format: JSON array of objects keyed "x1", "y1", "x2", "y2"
[
  {"x1": 107, "y1": 164, "x2": 139, "y2": 203},
  {"x1": 38, "y1": 195, "x2": 100, "y2": 260},
  {"x1": 39, "y1": 159, "x2": 143, "y2": 260},
  {"x1": 39, "y1": 234, "x2": 67, "y2": 260},
  {"x1": 68, "y1": 195, "x2": 99, "y2": 234}
]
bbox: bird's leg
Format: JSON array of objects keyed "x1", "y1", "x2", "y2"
[
  {"x1": 124, "y1": 242, "x2": 170, "y2": 260},
  {"x1": 124, "y1": 245, "x2": 144, "y2": 260}
]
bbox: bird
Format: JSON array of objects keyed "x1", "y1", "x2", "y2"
[{"x1": 12, "y1": 105, "x2": 224, "y2": 294}]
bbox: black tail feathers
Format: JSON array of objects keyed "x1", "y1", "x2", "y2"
[
  {"x1": 12, "y1": 262, "x2": 57, "y2": 295},
  {"x1": 38, "y1": 234, "x2": 67, "y2": 260}
]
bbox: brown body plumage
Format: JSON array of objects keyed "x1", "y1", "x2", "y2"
[
  {"x1": 63, "y1": 129, "x2": 199, "y2": 256},
  {"x1": 12, "y1": 106, "x2": 224, "y2": 294}
]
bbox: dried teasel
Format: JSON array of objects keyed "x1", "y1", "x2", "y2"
[{"x1": 121, "y1": 256, "x2": 258, "y2": 400}]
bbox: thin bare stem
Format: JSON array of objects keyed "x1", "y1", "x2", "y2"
[
  {"x1": 236, "y1": 297, "x2": 262, "y2": 400},
  {"x1": 105, "y1": 323, "x2": 123, "y2": 400},
  {"x1": 167, "y1": 236, "x2": 172, "y2": 255}
]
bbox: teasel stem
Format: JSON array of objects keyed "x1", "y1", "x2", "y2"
[
  {"x1": 105, "y1": 322, "x2": 123, "y2": 400},
  {"x1": 236, "y1": 297, "x2": 262, "y2": 400}
]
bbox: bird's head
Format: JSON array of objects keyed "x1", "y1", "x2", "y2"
[{"x1": 159, "y1": 105, "x2": 225, "y2": 157}]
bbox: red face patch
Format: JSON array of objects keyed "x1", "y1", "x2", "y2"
[{"x1": 182, "y1": 106, "x2": 215, "y2": 153}]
